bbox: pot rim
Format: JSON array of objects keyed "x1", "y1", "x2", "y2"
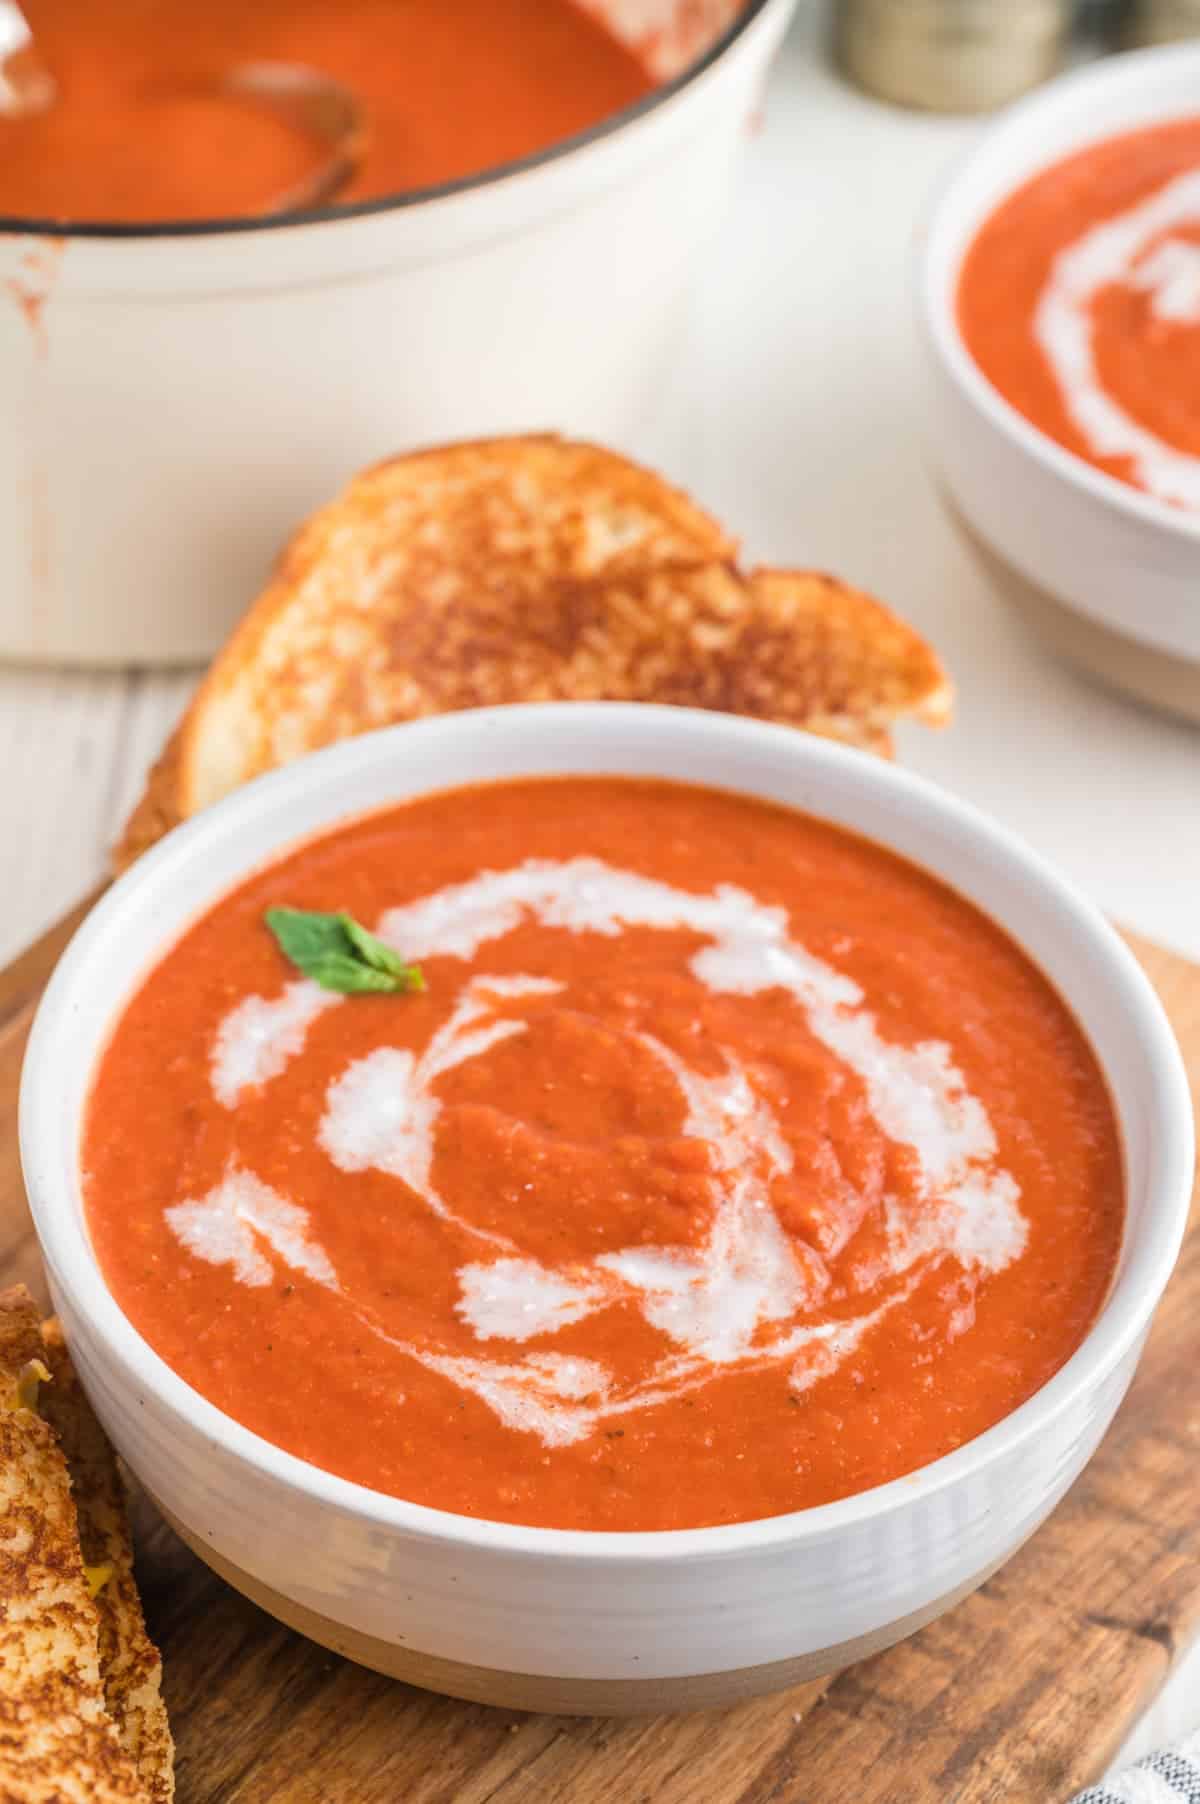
[{"x1": 0, "y1": 0, "x2": 777, "y2": 242}]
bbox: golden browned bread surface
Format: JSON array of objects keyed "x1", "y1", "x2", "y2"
[
  {"x1": 0, "y1": 1288, "x2": 173, "y2": 1803},
  {"x1": 0, "y1": 1287, "x2": 141, "y2": 1802},
  {"x1": 40, "y1": 1322, "x2": 174, "y2": 1803},
  {"x1": 117, "y1": 436, "x2": 950, "y2": 866}
]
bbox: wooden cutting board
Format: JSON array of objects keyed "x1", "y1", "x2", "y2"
[{"x1": 3, "y1": 902, "x2": 1199, "y2": 1804}]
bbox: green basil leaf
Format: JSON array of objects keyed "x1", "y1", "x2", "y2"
[
  {"x1": 340, "y1": 915, "x2": 400, "y2": 973},
  {"x1": 339, "y1": 917, "x2": 425, "y2": 991},
  {"x1": 265, "y1": 905, "x2": 425, "y2": 997},
  {"x1": 304, "y1": 953, "x2": 407, "y2": 995},
  {"x1": 264, "y1": 907, "x2": 348, "y2": 966}
]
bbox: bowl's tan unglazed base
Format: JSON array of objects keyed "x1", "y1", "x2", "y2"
[
  {"x1": 943, "y1": 497, "x2": 1200, "y2": 727},
  {"x1": 156, "y1": 1499, "x2": 1005, "y2": 1716}
]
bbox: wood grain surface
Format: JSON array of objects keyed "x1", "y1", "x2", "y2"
[{"x1": 2, "y1": 911, "x2": 1198, "y2": 1804}]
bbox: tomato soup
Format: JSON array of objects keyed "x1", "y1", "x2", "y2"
[
  {"x1": 0, "y1": 0, "x2": 655, "y2": 225},
  {"x1": 959, "y1": 117, "x2": 1200, "y2": 510},
  {"x1": 83, "y1": 778, "x2": 1123, "y2": 1532}
]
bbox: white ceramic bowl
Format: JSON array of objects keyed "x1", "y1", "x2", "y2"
[
  {"x1": 0, "y1": 0, "x2": 795, "y2": 669},
  {"x1": 919, "y1": 45, "x2": 1200, "y2": 675},
  {"x1": 19, "y1": 703, "x2": 1193, "y2": 1712}
]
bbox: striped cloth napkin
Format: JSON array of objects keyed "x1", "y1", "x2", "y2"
[{"x1": 1072, "y1": 1734, "x2": 1200, "y2": 1803}]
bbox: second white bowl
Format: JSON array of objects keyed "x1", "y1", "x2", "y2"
[
  {"x1": 919, "y1": 45, "x2": 1200, "y2": 691},
  {"x1": 19, "y1": 704, "x2": 1194, "y2": 1710}
]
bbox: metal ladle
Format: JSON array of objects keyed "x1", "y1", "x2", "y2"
[
  {"x1": 182, "y1": 60, "x2": 367, "y2": 216},
  {"x1": 0, "y1": 1, "x2": 366, "y2": 217}
]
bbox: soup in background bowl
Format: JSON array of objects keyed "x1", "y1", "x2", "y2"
[
  {"x1": 958, "y1": 115, "x2": 1200, "y2": 513},
  {"x1": 20, "y1": 704, "x2": 1192, "y2": 1710},
  {"x1": 919, "y1": 44, "x2": 1200, "y2": 712}
]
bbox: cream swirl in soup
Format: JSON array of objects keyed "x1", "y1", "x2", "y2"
[{"x1": 83, "y1": 778, "x2": 1122, "y2": 1530}]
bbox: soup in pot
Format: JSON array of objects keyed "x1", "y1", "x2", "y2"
[{"x1": 0, "y1": 0, "x2": 658, "y2": 224}]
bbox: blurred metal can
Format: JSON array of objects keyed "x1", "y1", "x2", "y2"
[
  {"x1": 833, "y1": 0, "x2": 1075, "y2": 111},
  {"x1": 1125, "y1": 0, "x2": 1200, "y2": 43},
  {"x1": 1077, "y1": 0, "x2": 1131, "y2": 41}
]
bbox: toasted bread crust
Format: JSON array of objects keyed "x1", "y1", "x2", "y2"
[
  {"x1": 40, "y1": 1322, "x2": 174, "y2": 1803},
  {"x1": 114, "y1": 730, "x2": 185, "y2": 873},
  {"x1": 745, "y1": 569, "x2": 953, "y2": 730},
  {"x1": 0, "y1": 1288, "x2": 146, "y2": 1803},
  {"x1": 115, "y1": 436, "x2": 950, "y2": 868}
]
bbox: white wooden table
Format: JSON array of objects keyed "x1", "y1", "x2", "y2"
[{"x1": 1, "y1": 5, "x2": 1196, "y2": 1778}]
